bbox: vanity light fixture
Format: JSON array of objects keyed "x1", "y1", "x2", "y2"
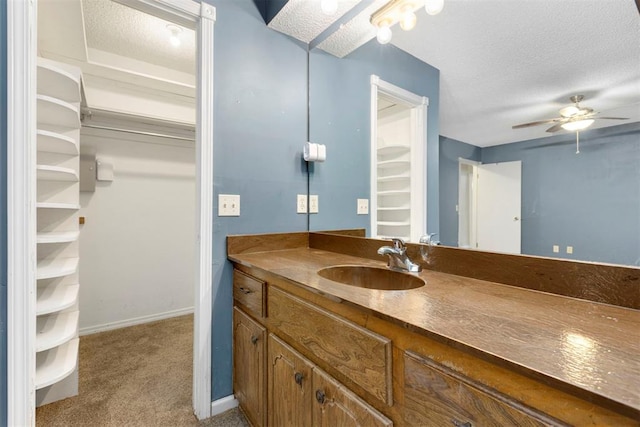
[
  {"x1": 166, "y1": 24, "x2": 182, "y2": 47},
  {"x1": 424, "y1": 0, "x2": 444, "y2": 16},
  {"x1": 371, "y1": 0, "x2": 443, "y2": 44}
]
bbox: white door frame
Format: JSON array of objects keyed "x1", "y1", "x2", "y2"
[
  {"x1": 457, "y1": 158, "x2": 480, "y2": 248},
  {"x1": 370, "y1": 75, "x2": 428, "y2": 242},
  {"x1": 6, "y1": 0, "x2": 216, "y2": 424}
]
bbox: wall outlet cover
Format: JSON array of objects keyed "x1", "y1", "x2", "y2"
[
  {"x1": 219, "y1": 194, "x2": 240, "y2": 216},
  {"x1": 357, "y1": 198, "x2": 369, "y2": 215},
  {"x1": 309, "y1": 195, "x2": 319, "y2": 214},
  {"x1": 552, "y1": 245, "x2": 559, "y2": 253},
  {"x1": 297, "y1": 194, "x2": 308, "y2": 214}
]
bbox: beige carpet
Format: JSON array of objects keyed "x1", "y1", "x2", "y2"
[{"x1": 36, "y1": 315, "x2": 249, "y2": 427}]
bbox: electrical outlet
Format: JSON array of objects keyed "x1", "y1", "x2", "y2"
[
  {"x1": 552, "y1": 245, "x2": 559, "y2": 253},
  {"x1": 218, "y1": 194, "x2": 240, "y2": 216},
  {"x1": 357, "y1": 198, "x2": 369, "y2": 215},
  {"x1": 566, "y1": 246, "x2": 573, "y2": 254},
  {"x1": 297, "y1": 194, "x2": 308, "y2": 214},
  {"x1": 309, "y1": 195, "x2": 319, "y2": 214}
]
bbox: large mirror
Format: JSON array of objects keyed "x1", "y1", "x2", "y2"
[{"x1": 307, "y1": 0, "x2": 640, "y2": 267}]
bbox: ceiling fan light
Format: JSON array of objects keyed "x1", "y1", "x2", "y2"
[
  {"x1": 561, "y1": 119, "x2": 594, "y2": 131},
  {"x1": 425, "y1": 0, "x2": 444, "y2": 15},
  {"x1": 559, "y1": 106, "x2": 580, "y2": 118}
]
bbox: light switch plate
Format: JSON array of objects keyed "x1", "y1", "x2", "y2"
[
  {"x1": 566, "y1": 246, "x2": 573, "y2": 254},
  {"x1": 219, "y1": 194, "x2": 240, "y2": 216},
  {"x1": 357, "y1": 199, "x2": 369, "y2": 215},
  {"x1": 552, "y1": 245, "x2": 559, "y2": 253},
  {"x1": 297, "y1": 194, "x2": 308, "y2": 214},
  {"x1": 309, "y1": 195, "x2": 319, "y2": 214}
]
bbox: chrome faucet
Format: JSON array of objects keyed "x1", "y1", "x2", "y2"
[{"x1": 377, "y1": 238, "x2": 422, "y2": 273}]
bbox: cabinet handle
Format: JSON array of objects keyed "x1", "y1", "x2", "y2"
[
  {"x1": 239, "y1": 287, "x2": 253, "y2": 294},
  {"x1": 315, "y1": 389, "x2": 326, "y2": 404},
  {"x1": 451, "y1": 421, "x2": 472, "y2": 427},
  {"x1": 250, "y1": 335, "x2": 258, "y2": 345},
  {"x1": 294, "y1": 372, "x2": 304, "y2": 386}
]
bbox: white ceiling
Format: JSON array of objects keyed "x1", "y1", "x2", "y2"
[
  {"x1": 277, "y1": 0, "x2": 640, "y2": 147},
  {"x1": 390, "y1": 0, "x2": 640, "y2": 146}
]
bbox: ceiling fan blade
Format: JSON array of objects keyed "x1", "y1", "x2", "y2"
[
  {"x1": 512, "y1": 119, "x2": 559, "y2": 129},
  {"x1": 594, "y1": 116, "x2": 629, "y2": 120},
  {"x1": 546, "y1": 123, "x2": 565, "y2": 133}
]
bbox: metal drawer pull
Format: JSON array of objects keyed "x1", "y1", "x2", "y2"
[
  {"x1": 452, "y1": 420, "x2": 472, "y2": 427},
  {"x1": 250, "y1": 335, "x2": 258, "y2": 345},
  {"x1": 294, "y1": 372, "x2": 304, "y2": 386},
  {"x1": 238, "y1": 287, "x2": 253, "y2": 294},
  {"x1": 315, "y1": 389, "x2": 326, "y2": 404}
]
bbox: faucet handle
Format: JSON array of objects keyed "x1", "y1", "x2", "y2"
[
  {"x1": 390, "y1": 238, "x2": 406, "y2": 250},
  {"x1": 419, "y1": 233, "x2": 439, "y2": 246}
]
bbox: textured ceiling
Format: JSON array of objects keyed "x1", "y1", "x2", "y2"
[
  {"x1": 390, "y1": 0, "x2": 640, "y2": 146},
  {"x1": 269, "y1": 0, "x2": 363, "y2": 43},
  {"x1": 82, "y1": 0, "x2": 195, "y2": 74},
  {"x1": 294, "y1": 0, "x2": 640, "y2": 147}
]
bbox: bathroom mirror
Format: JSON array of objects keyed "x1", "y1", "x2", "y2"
[{"x1": 307, "y1": 1, "x2": 640, "y2": 267}]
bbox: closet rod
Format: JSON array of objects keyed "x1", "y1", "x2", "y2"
[{"x1": 81, "y1": 124, "x2": 195, "y2": 142}]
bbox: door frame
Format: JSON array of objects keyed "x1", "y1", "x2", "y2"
[
  {"x1": 370, "y1": 75, "x2": 428, "y2": 242},
  {"x1": 6, "y1": 0, "x2": 216, "y2": 424},
  {"x1": 457, "y1": 158, "x2": 480, "y2": 248}
]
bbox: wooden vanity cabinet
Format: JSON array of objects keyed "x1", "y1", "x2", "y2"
[
  {"x1": 233, "y1": 307, "x2": 266, "y2": 427},
  {"x1": 404, "y1": 351, "x2": 564, "y2": 427},
  {"x1": 268, "y1": 333, "x2": 392, "y2": 427}
]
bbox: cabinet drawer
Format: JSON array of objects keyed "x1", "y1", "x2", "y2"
[
  {"x1": 233, "y1": 269, "x2": 265, "y2": 317},
  {"x1": 404, "y1": 351, "x2": 565, "y2": 427},
  {"x1": 268, "y1": 286, "x2": 393, "y2": 406}
]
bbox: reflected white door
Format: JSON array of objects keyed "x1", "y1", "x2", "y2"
[{"x1": 476, "y1": 161, "x2": 522, "y2": 254}]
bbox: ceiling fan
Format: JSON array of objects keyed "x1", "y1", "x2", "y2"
[{"x1": 512, "y1": 95, "x2": 629, "y2": 133}]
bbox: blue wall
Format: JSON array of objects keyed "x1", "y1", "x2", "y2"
[
  {"x1": 439, "y1": 123, "x2": 640, "y2": 266},
  {"x1": 308, "y1": 42, "x2": 440, "y2": 235},
  {"x1": 439, "y1": 136, "x2": 481, "y2": 247},
  {"x1": 207, "y1": 0, "x2": 308, "y2": 399},
  {"x1": 1, "y1": 0, "x2": 8, "y2": 423}
]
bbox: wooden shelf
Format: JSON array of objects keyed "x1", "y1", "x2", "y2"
[
  {"x1": 37, "y1": 130, "x2": 78, "y2": 155},
  {"x1": 37, "y1": 60, "x2": 81, "y2": 103},
  {"x1": 37, "y1": 202, "x2": 81, "y2": 210},
  {"x1": 37, "y1": 284, "x2": 79, "y2": 316},
  {"x1": 36, "y1": 311, "x2": 79, "y2": 352},
  {"x1": 37, "y1": 165, "x2": 79, "y2": 182},
  {"x1": 37, "y1": 95, "x2": 80, "y2": 129},
  {"x1": 37, "y1": 231, "x2": 80, "y2": 244},
  {"x1": 37, "y1": 258, "x2": 79, "y2": 280},
  {"x1": 35, "y1": 338, "x2": 79, "y2": 390}
]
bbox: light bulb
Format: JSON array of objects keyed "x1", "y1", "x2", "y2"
[
  {"x1": 561, "y1": 119, "x2": 594, "y2": 131},
  {"x1": 425, "y1": 0, "x2": 444, "y2": 15},
  {"x1": 376, "y1": 24, "x2": 393, "y2": 44},
  {"x1": 167, "y1": 24, "x2": 182, "y2": 48},
  {"x1": 400, "y1": 10, "x2": 417, "y2": 31},
  {"x1": 321, "y1": 0, "x2": 338, "y2": 15}
]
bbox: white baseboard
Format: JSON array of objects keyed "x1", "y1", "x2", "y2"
[
  {"x1": 211, "y1": 395, "x2": 239, "y2": 417},
  {"x1": 79, "y1": 307, "x2": 194, "y2": 336}
]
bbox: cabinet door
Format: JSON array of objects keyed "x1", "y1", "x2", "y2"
[
  {"x1": 268, "y1": 334, "x2": 313, "y2": 427},
  {"x1": 312, "y1": 367, "x2": 392, "y2": 427},
  {"x1": 233, "y1": 307, "x2": 266, "y2": 427},
  {"x1": 404, "y1": 351, "x2": 558, "y2": 427}
]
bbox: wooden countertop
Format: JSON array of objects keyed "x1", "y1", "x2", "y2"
[{"x1": 229, "y1": 247, "x2": 640, "y2": 416}]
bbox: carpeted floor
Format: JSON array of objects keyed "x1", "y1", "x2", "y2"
[{"x1": 36, "y1": 315, "x2": 249, "y2": 427}]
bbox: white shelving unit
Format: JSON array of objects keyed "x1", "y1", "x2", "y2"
[
  {"x1": 376, "y1": 124, "x2": 413, "y2": 241},
  {"x1": 35, "y1": 57, "x2": 82, "y2": 404}
]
